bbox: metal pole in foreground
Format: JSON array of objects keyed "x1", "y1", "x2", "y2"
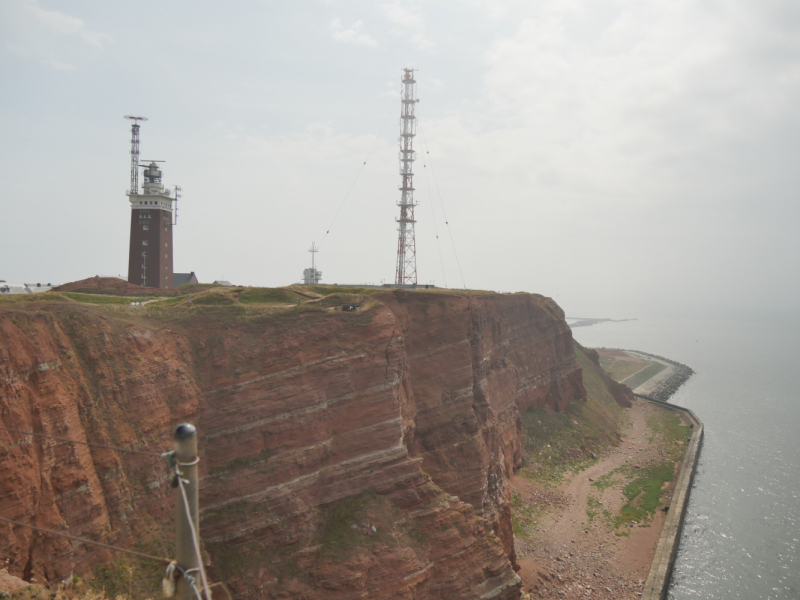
[{"x1": 174, "y1": 423, "x2": 200, "y2": 600}]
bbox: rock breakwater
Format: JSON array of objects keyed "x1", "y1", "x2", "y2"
[{"x1": 624, "y1": 350, "x2": 694, "y2": 402}]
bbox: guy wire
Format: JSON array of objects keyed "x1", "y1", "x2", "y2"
[
  {"x1": 419, "y1": 134, "x2": 448, "y2": 289},
  {"x1": 0, "y1": 516, "x2": 171, "y2": 565},
  {"x1": 416, "y1": 115, "x2": 467, "y2": 289},
  {"x1": 319, "y1": 96, "x2": 398, "y2": 248},
  {"x1": 0, "y1": 426, "x2": 164, "y2": 458}
]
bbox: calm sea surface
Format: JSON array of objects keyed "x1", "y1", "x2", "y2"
[{"x1": 571, "y1": 316, "x2": 799, "y2": 599}]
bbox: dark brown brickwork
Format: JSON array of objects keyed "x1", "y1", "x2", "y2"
[{"x1": 127, "y1": 206, "x2": 173, "y2": 289}]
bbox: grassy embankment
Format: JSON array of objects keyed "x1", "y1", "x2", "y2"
[
  {"x1": 621, "y1": 361, "x2": 667, "y2": 389},
  {"x1": 598, "y1": 353, "x2": 647, "y2": 381},
  {"x1": 597, "y1": 350, "x2": 666, "y2": 387}
]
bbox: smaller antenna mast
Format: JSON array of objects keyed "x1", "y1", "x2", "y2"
[
  {"x1": 302, "y1": 242, "x2": 322, "y2": 285},
  {"x1": 124, "y1": 116, "x2": 148, "y2": 194},
  {"x1": 173, "y1": 185, "x2": 181, "y2": 225},
  {"x1": 310, "y1": 242, "x2": 318, "y2": 280}
]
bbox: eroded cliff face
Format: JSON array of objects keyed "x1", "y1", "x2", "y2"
[
  {"x1": 0, "y1": 307, "x2": 200, "y2": 585},
  {"x1": 0, "y1": 291, "x2": 584, "y2": 599}
]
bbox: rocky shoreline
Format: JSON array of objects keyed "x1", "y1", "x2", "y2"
[{"x1": 623, "y1": 350, "x2": 695, "y2": 402}]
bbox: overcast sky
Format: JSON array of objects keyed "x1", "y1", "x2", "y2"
[{"x1": 1, "y1": 0, "x2": 798, "y2": 318}]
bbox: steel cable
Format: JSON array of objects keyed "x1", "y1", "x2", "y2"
[
  {"x1": 319, "y1": 97, "x2": 398, "y2": 248},
  {"x1": 0, "y1": 516, "x2": 171, "y2": 564},
  {"x1": 420, "y1": 148, "x2": 448, "y2": 288},
  {"x1": 1, "y1": 429, "x2": 212, "y2": 599},
  {"x1": 0, "y1": 425, "x2": 165, "y2": 458},
  {"x1": 175, "y1": 468, "x2": 212, "y2": 600},
  {"x1": 416, "y1": 115, "x2": 467, "y2": 289}
]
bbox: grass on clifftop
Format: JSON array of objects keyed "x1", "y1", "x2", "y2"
[
  {"x1": 238, "y1": 288, "x2": 299, "y2": 304},
  {"x1": 57, "y1": 292, "x2": 154, "y2": 305}
]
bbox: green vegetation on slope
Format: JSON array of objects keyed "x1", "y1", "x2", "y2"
[
  {"x1": 516, "y1": 346, "x2": 624, "y2": 487},
  {"x1": 511, "y1": 345, "x2": 626, "y2": 541},
  {"x1": 304, "y1": 285, "x2": 383, "y2": 297},
  {"x1": 1, "y1": 579, "x2": 149, "y2": 600},
  {"x1": 617, "y1": 463, "x2": 675, "y2": 526},
  {"x1": 647, "y1": 409, "x2": 691, "y2": 448},
  {"x1": 587, "y1": 407, "x2": 691, "y2": 532},
  {"x1": 191, "y1": 293, "x2": 235, "y2": 306},
  {"x1": 238, "y1": 288, "x2": 299, "y2": 304},
  {"x1": 87, "y1": 532, "x2": 174, "y2": 600},
  {"x1": 206, "y1": 490, "x2": 427, "y2": 587},
  {"x1": 511, "y1": 491, "x2": 544, "y2": 537}
]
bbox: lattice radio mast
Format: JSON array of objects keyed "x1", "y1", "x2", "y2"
[
  {"x1": 395, "y1": 68, "x2": 419, "y2": 285},
  {"x1": 124, "y1": 115, "x2": 148, "y2": 194}
]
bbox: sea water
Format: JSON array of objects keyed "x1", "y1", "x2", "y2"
[{"x1": 571, "y1": 316, "x2": 799, "y2": 599}]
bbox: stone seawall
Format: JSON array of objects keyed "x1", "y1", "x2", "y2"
[{"x1": 637, "y1": 395, "x2": 703, "y2": 600}]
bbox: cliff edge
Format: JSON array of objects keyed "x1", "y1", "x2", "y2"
[{"x1": 0, "y1": 288, "x2": 586, "y2": 599}]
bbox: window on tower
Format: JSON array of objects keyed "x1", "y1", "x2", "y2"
[
  {"x1": 142, "y1": 240, "x2": 148, "y2": 246},
  {"x1": 143, "y1": 224, "x2": 149, "y2": 230}
]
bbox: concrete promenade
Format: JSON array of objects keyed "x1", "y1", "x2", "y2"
[{"x1": 638, "y1": 394, "x2": 704, "y2": 600}]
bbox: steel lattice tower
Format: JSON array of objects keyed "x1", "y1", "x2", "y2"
[
  {"x1": 395, "y1": 68, "x2": 418, "y2": 285},
  {"x1": 124, "y1": 115, "x2": 148, "y2": 194}
]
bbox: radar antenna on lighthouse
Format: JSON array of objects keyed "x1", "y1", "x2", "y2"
[{"x1": 124, "y1": 115, "x2": 148, "y2": 195}]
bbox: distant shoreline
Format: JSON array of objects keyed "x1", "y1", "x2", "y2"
[{"x1": 567, "y1": 317, "x2": 638, "y2": 328}]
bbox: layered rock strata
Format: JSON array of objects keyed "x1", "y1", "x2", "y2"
[
  {"x1": 0, "y1": 291, "x2": 585, "y2": 599},
  {"x1": 0, "y1": 307, "x2": 199, "y2": 585}
]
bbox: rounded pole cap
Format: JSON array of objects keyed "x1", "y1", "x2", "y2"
[{"x1": 174, "y1": 423, "x2": 197, "y2": 439}]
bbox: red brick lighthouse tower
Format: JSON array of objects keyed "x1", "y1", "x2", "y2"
[{"x1": 124, "y1": 116, "x2": 177, "y2": 289}]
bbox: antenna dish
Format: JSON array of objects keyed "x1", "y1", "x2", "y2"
[{"x1": 124, "y1": 115, "x2": 148, "y2": 122}]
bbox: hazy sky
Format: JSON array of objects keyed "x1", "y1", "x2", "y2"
[{"x1": 1, "y1": 0, "x2": 798, "y2": 318}]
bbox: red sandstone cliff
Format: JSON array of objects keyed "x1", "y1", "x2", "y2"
[{"x1": 0, "y1": 290, "x2": 585, "y2": 599}]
